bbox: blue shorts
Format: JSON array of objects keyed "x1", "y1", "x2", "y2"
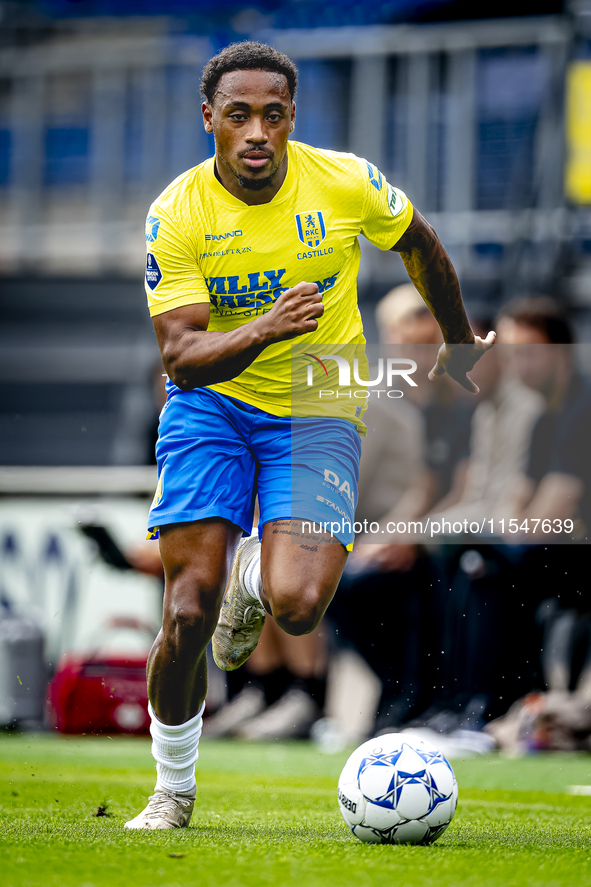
[{"x1": 147, "y1": 387, "x2": 361, "y2": 549}]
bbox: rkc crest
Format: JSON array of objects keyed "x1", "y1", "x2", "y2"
[{"x1": 295, "y1": 211, "x2": 326, "y2": 248}]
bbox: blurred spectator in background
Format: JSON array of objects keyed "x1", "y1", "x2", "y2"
[
  {"x1": 377, "y1": 284, "x2": 474, "y2": 507},
  {"x1": 376, "y1": 283, "x2": 442, "y2": 347},
  {"x1": 421, "y1": 296, "x2": 591, "y2": 736},
  {"x1": 328, "y1": 284, "x2": 474, "y2": 730},
  {"x1": 428, "y1": 315, "x2": 544, "y2": 526},
  {"x1": 416, "y1": 310, "x2": 545, "y2": 731},
  {"x1": 494, "y1": 297, "x2": 591, "y2": 541},
  {"x1": 483, "y1": 297, "x2": 591, "y2": 751},
  {"x1": 204, "y1": 618, "x2": 327, "y2": 739}
]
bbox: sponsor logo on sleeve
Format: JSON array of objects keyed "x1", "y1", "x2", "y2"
[
  {"x1": 145, "y1": 215, "x2": 161, "y2": 243},
  {"x1": 295, "y1": 211, "x2": 326, "y2": 248},
  {"x1": 146, "y1": 253, "x2": 162, "y2": 291},
  {"x1": 387, "y1": 183, "x2": 404, "y2": 217}
]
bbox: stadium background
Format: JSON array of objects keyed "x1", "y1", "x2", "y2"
[{"x1": 0, "y1": 0, "x2": 590, "y2": 738}]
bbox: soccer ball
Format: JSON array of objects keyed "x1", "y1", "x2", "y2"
[{"x1": 337, "y1": 732, "x2": 458, "y2": 845}]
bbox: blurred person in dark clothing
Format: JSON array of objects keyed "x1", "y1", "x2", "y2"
[
  {"x1": 494, "y1": 298, "x2": 591, "y2": 689},
  {"x1": 355, "y1": 284, "x2": 474, "y2": 574},
  {"x1": 494, "y1": 297, "x2": 591, "y2": 545},
  {"x1": 428, "y1": 316, "x2": 544, "y2": 527},
  {"x1": 422, "y1": 298, "x2": 591, "y2": 732},
  {"x1": 329, "y1": 285, "x2": 475, "y2": 729},
  {"x1": 483, "y1": 298, "x2": 591, "y2": 751},
  {"x1": 413, "y1": 311, "x2": 543, "y2": 729},
  {"x1": 377, "y1": 284, "x2": 474, "y2": 507},
  {"x1": 204, "y1": 616, "x2": 327, "y2": 740}
]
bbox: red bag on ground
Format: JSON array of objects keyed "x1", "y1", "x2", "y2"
[{"x1": 47, "y1": 617, "x2": 155, "y2": 734}]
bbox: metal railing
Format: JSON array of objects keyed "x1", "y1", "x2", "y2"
[{"x1": 0, "y1": 16, "x2": 581, "y2": 298}]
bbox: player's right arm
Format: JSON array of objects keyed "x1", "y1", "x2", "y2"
[
  {"x1": 152, "y1": 284, "x2": 323, "y2": 391},
  {"x1": 145, "y1": 205, "x2": 322, "y2": 390}
]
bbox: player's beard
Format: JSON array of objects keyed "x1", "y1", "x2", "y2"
[
  {"x1": 237, "y1": 172, "x2": 276, "y2": 191},
  {"x1": 221, "y1": 153, "x2": 282, "y2": 191}
]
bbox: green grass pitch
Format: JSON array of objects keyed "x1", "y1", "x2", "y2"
[{"x1": 2, "y1": 733, "x2": 591, "y2": 887}]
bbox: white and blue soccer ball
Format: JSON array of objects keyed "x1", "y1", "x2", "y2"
[{"x1": 337, "y1": 732, "x2": 458, "y2": 845}]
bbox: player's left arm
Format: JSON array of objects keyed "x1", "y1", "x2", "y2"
[{"x1": 392, "y1": 208, "x2": 495, "y2": 393}]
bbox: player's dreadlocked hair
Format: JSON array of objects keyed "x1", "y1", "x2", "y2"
[{"x1": 201, "y1": 42, "x2": 298, "y2": 104}]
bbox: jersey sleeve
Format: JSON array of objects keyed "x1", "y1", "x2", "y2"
[
  {"x1": 358, "y1": 159, "x2": 413, "y2": 250},
  {"x1": 144, "y1": 206, "x2": 211, "y2": 317}
]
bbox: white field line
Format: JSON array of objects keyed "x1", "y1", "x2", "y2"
[
  {"x1": 460, "y1": 796, "x2": 591, "y2": 814},
  {"x1": 568, "y1": 785, "x2": 591, "y2": 796}
]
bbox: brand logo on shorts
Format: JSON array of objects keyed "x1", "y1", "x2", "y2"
[
  {"x1": 295, "y1": 212, "x2": 326, "y2": 248},
  {"x1": 323, "y1": 469, "x2": 354, "y2": 509}
]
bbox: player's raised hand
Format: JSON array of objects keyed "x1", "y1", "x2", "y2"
[
  {"x1": 264, "y1": 281, "x2": 324, "y2": 341},
  {"x1": 428, "y1": 330, "x2": 496, "y2": 394}
]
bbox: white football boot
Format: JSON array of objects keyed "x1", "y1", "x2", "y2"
[
  {"x1": 124, "y1": 788, "x2": 195, "y2": 830},
  {"x1": 212, "y1": 535, "x2": 266, "y2": 671}
]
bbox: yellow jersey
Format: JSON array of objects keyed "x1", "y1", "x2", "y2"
[{"x1": 145, "y1": 140, "x2": 413, "y2": 427}]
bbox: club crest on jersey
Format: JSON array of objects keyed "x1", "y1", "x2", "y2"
[{"x1": 295, "y1": 211, "x2": 326, "y2": 249}]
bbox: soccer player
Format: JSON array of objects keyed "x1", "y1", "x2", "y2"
[{"x1": 125, "y1": 41, "x2": 495, "y2": 829}]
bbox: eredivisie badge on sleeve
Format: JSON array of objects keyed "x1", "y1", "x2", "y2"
[
  {"x1": 295, "y1": 211, "x2": 326, "y2": 248},
  {"x1": 146, "y1": 253, "x2": 162, "y2": 290}
]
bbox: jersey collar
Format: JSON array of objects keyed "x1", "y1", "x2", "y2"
[{"x1": 204, "y1": 141, "x2": 297, "y2": 208}]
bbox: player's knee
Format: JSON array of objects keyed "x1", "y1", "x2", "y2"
[
  {"x1": 168, "y1": 601, "x2": 216, "y2": 635},
  {"x1": 275, "y1": 613, "x2": 317, "y2": 636},
  {"x1": 270, "y1": 588, "x2": 325, "y2": 636},
  {"x1": 163, "y1": 577, "x2": 222, "y2": 647}
]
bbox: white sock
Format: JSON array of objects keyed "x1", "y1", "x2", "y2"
[
  {"x1": 243, "y1": 540, "x2": 263, "y2": 605},
  {"x1": 149, "y1": 701, "x2": 205, "y2": 794}
]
